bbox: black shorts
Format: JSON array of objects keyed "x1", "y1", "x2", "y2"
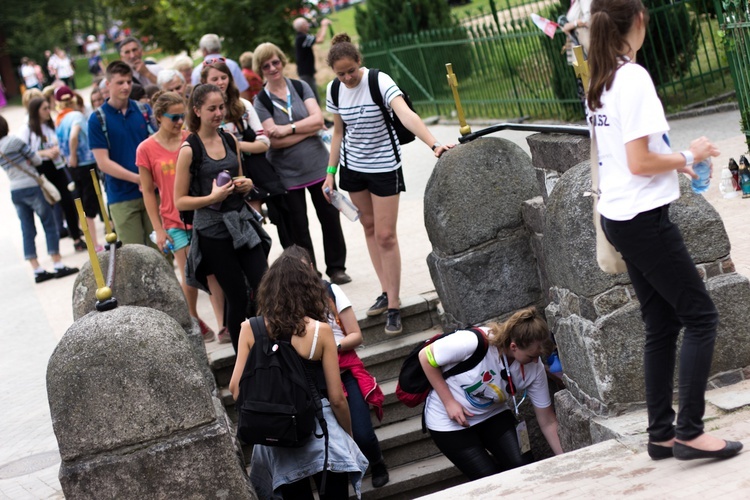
[
  {"x1": 69, "y1": 163, "x2": 101, "y2": 218},
  {"x1": 339, "y1": 166, "x2": 405, "y2": 197}
]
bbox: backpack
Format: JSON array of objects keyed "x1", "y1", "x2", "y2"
[
  {"x1": 331, "y1": 68, "x2": 416, "y2": 164},
  {"x1": 256, "y1": 79, "x2": 305, "y2": 118},
  {"x1": 94, "y1": 100, "x2": 157, "y2": 150},
  {"x1": 396, "y1": 327, "x2": 489, "y2": 409},
  {"x1": 237, "y1": 316, "x2": 331, "y2": 491},
  {"x1": 179, "y1": 129, "x2": 238, "y2": 225}
]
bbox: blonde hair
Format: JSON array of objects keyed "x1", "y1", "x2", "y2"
[
  {"x1": 487, "y1": 307, "x2": 553, "y2": 355},
  {"x1": 239, "y1": 51, "x2": 254, "y2": 70},
  {"x1": 172, "y1": 55, "x2": 194, "y2": 72},
  {"x1": 22, "y1": 88, "x2": 44, "y2": 109},
  {"x1": 151, "y1": 91, "x2": 186, "y2": 120},
  {"x1": 252, "y1": 42, "x2": 288, "y2": 76}
]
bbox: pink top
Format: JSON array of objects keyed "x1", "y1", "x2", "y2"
[{"x1": 135, "y1": 130, "x2": 190, "y2": 230}]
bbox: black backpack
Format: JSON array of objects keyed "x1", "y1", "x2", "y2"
[
  {"x1": 236, "y1": 317, "x2": 330, "y2": 487},
  {"x1": 331, "y1": 68, "x2": 416, "y2": 164},
  {"x1": 179, "y1": 129, "x2": 238, "y2": 225}
]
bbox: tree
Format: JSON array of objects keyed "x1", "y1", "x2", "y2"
[
  {"x1": 355, "y1": 0, "x2": 456, "y2": 43},
  {"x1": 0, "y1": 0, "x2": 80, "y2": 63}
]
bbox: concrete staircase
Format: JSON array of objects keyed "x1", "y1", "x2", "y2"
[{"x1": 207, "y1": 291, "x2": 469, "y2": 499}]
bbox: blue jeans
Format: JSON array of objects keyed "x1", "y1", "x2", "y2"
[
  {"x1": 341, "y1": 370, "x2": 382, "y2": 463},
  {"x1": 602, "y1": 205, "x2": 718, "y2": 442},
  {"x1": 11, "y1": 186, "x2": 59, "y2": 260}
]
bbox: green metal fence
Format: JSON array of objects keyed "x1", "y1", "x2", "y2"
[
  {"x1": 717, "y1": 0, "x2": 750, "y2": 149},
  {"x1": 360, "y1": 0, "x2": 732, "y2": 121}
]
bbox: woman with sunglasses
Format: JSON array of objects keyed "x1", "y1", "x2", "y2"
[
  {"x1": 201, "y1": 60, "x2": 270, "y2": 212},
  {"x1": 252, "y1": 42, "x2": 350, "y2": 286},
  {"x1": 136, "y1": 90, "x2": 226, "y2": 343},
  {"x1": 419, "y1": 307, "x2": 563, "y2": 480}
]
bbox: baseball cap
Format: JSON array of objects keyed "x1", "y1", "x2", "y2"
[{"x1": 54, "y1": 85, "x2": 75, "y2": 102}]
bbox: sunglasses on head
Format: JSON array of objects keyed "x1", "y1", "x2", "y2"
[
  {"x1": 203, "y1": 56, "x2": 226, "y2": 66},
  {"x1": 262, "y1": 59, "x2": 283, "y2": 71},
  {"x1": 162, "y1": 113, "x2": 185, "y2": 123}
]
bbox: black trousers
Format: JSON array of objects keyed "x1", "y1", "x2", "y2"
[
  {"x1": 429, "y1": 410, "x2": 523, "y2": 481},
  {"x1": 198, "y1": 235, "x2": 268, "y2": 352},
  {"x1": 279, "y1": 181, "x2": 346, "y2": 277},
  {"x1": 37, "y1": 161, "x2": 82, "y2": 240},
  {"x1": 602, "y1": 205, "x2": 718, "y2": 442},
  {"x1": 278, "y1": 471, "x2": 349, "y2": 500}
]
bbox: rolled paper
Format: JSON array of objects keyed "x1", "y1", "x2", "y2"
[
  {"x1": 446, "y1": 63, "x2": 471, "y2": 137},
  {"x1": 572, "y1": 45, "x2": 590, "y2": 92},
  {"x1": 74, "y1": 198, "x2": 106, "y2": 290},
  {"x1": 90, "y1": 168, "x2": 113, "y2": 235}
]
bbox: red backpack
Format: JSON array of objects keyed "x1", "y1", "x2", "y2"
[{"x1": 395, "y1": 328, "x2": 489, "y2": 408}]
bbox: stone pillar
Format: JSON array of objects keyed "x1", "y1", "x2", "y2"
[
  {"x1": 425, "y1": 137, "x2": 542, "y2": 328},
  {"x1": 72, "y1": 244, "x2": 216, "y2": 393},
  {"x1": 542, "y1": 160, "x2": 750, "y2": 449},
  {"x1": 47, "y1": 306, "x2": 255, "y2": 499}
]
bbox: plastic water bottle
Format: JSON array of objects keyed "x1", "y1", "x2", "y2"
[
  {"x1": 318, "y1": 129, "x2": 332, "y2": 145},
  {"x1": 324, "y1": 187, "x2": 360, "y2": 221},
  {"x1": 690, "y1": 159, "x2": 711, "y2": 194},
  {"x1": 149, "y1": 231, "x2": 175, "y2": 254},
  {"x1": 719, "y1": 168, "x2": 740, "y2": 199}
]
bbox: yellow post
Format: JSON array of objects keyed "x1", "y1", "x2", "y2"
[
  {"x1": 572, "y1": 45, "x2": 590, "y2": 93},
  {"x1": 90, "y1": 168, "x2": 117, "y2": 245},
  {"x1": 74, "y1": 198, "x2": 111, "y2": 300},
  {"x1": 446, "y1": 63, "x2": 472, "y2": 137}
]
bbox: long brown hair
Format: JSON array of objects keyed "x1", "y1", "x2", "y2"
[
  {"x1": 151, "y1": 90, "x2": 185, "y2": 120},
  {"x1": 200, "y1": 61, "x2": 244, "y2": 125},
  {"x1": 487, "y1": 307, "x2": 553, "y2": 355},
  {"x1": 186, "y1": 83, "x2": 223, "y2": 133},
  {"x1": 27, "y1": 97, "x2": 54, "y2": 141},
  {"x1": 587, "y1": 0, "x2": 648, "y2": 111},
  {"x1": 257, "y1": 246, "x2": 330, "y2": 340}
]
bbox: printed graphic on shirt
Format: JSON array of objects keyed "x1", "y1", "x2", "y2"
[
  {"x1": 589, "y1": 113, "x2": 610, "y2": 127},
  {"x1": 160, "y1": 159, "x2": 176, "y2": 176},
  {"x1": 461, "y1": 370, "x2": 506, "y2": 409}
]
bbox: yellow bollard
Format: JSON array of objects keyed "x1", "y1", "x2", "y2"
[
  {"x1": 572, "y1": 45, "x2": 590, "y2": 93},
  {"x1": 74, "y1": 198, "x2": 110, "y2": 300},
  {"x1": 446, "y1": 63, "x2": 472, "y2": 137},
  {"x1": 90, "y1": 168, "x2": 115, "y2": 241}
]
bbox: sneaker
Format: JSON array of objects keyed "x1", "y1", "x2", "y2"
[
  {"x1": 95, "y1": 245, "x2": 105, "y2": 253},
  {"x1": 217, "y1": 327, "x2": 232, "y2": 344},
  {"x1": 54, "y1": 266, "x2": 79, "y2": 279},
  {"x1": 197, "y1": 318, "x2": 215, "y2": 343},
  {"x1": 329, "y1": 270, "x2": 352, "y2": 285},
  {"x1": 371, "y1": 460, "x2": 389, "y2": 488},
  {"x1": 384, "y1": 309, "x2": 402, "y2": 336},
  {"x1": 74, "y1": 239, "x2": 87, "y2": 253},
  {"x1": 35, "y1": 270, "x2": 56, "y2": 284},
  {"x1": 367, "y1": 293, "x2": 389, "y2": 317}
]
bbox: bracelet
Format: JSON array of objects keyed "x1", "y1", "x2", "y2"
[
  {"x1": 326, "y1": 165, "x2": 338, "y2": 175},
  {"x1": 291, "y1": 123, "x2": 296, "y2": 134},
  {"x1": 431, "y1": 142, "x2": 442, "y2": 152},
  {"x1": 680, "y1": 150, "x2": 695, "y2": 168}
]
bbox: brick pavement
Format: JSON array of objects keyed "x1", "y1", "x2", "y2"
[{"x1": 0, "y1": 102, "x2": 747, "y2": 497}]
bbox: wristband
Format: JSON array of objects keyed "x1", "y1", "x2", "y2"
[
  {"x1": 431, "y1": 142, "x2": 442, "y2": 152},
  {"x1": 326, "y1": 165, "x2": 338, "y2": 175},
  {"x1": 291, "y1": 123, "x2": 296, "y2": 134},
  {"x1": 680, "y1": 150, "x2": 695, "y2": 168}
]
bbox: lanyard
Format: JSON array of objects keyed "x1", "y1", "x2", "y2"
[
  {"x1": 502, "y1": 352, "x2": 520, "y2": 416},
  {"x1": 266, "y1": 86, "x2": 294, "y2": 123}
]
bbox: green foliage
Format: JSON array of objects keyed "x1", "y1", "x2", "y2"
[
  {"x1": 103, "y1": 0, "x2": 187, "y2": 55},
  {"x1": 0, "y1": 0, "x2": 78, "y2": 63},
  {"x1": 355, "y1": 0, "x2": 456, "y2": 43}
]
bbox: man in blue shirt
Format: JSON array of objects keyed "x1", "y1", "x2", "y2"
[
  {"x1": 191, "y1": 34, "x2": 250, "y2": 99},
  {"x1": 89, "y1": 60, "x2": 157, "y2": 246}
]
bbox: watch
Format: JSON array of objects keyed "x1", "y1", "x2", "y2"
[
  {"x1": 680, "y1": 150, "x2": 695, "y2": 168},
  {"x1": 291, "y1": 123, "x2": 296, "y2": 134},
  {"x1": 431, "y1": 142, "x2": 442, "y2": 152}
]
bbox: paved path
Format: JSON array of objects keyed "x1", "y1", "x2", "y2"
[{"x1": 0, "y1": 99, "x2": 747, "y2": 497}]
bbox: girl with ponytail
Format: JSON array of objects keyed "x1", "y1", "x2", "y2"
[
  {"x1": 418, "y1": 307, "x2": 562, "y2": 480},
  {"x1": 588, "y1": 0, "x2": 741, "y2": 461}
]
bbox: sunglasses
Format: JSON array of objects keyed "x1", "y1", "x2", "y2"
[
  {"x1": 262, "y1": 59, "x2": 283, "y2": 71},
  {"x1": 162, "y1": 113, "x2": 185, "y2": 123},
  {"x1": 203, "y1": 56, "x2": 226, "y2": 66}
]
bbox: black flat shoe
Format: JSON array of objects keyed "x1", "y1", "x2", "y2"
[
  {"x1": 647, "y1": 442, "x2": 674, "y2": 460},
  {"x1": 673, "y1": 440, "x2": 743, "y2": 460}
]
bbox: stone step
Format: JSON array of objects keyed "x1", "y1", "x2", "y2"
[
  {"x1": 355, "y1": 454, "x2": 465, "y2": 500},
  {"x1": 376, "y1": 415, "x2": 441, "y2": 469},
  {"x1": 370, "y1": 378, "x2": 423, "y2": 428},
  {"x1": 208, "y1": 293, "x2": 441, "y2": 388},
  {"x1": 358, "y1": 327, "x2": 441, "y2": 384}
]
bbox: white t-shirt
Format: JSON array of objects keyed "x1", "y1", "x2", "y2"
[
  {"x1": 220, "y1": 98, "x2": 270, "y2": 148},
  {"x1": 423, "y1": 329, "x2": 551, "y2": 432},
  {"x1": 591, "y1": 61, "x2": 678, "y2": 221},
  {"x1": 21, "y1": 65, "x2": 39, "y2": 88},
  {"x1": 326, "y1": 283, "x2": 352, "y2": 344},
  {"x1": 326, "y1": 68, "x2": 404, "y2": 173},
  {"x1": 48, "y1": 54, "x2": 75, "y2": 79},
  {"x1": 19, "y1": 123, "x2": 66, "y2": 169}
]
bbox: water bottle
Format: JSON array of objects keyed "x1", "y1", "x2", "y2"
[
  {"x1": 210, "y1": 170, "x2": 233, "y2": 210},
  {"x1": 690, "y1": 159, "x2": 711, "y2": 194},
  {"x1": 740, "y1": 161, "x2": 750, "y2": 198},
  {"x1": 324, "y1": 187, "x2": 360, "y2": 221},
  {"x1": 719, "y1": 168, "x2": 740, "y2": 199},
  {"x1": 318, "y1": 129, "x2": 332, "y2": 145},
  {"x1": 149, "y1": 231, "x2": 175, "y2": 254}
]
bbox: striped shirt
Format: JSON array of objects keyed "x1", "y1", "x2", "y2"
[
  {"x1": 0, "y1": 135, "x2": 43, "y2": 191},
  {"x1": 326, "y1": 68, "x2": 404, "y2": 173}
]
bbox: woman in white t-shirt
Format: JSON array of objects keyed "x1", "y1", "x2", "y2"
[
  {"x1": 419, "y1": 308, "x2": 562, "y2": 480},
  {"x1": 322, "y1": 33, "x2": 454, "y2": 336},
  {"x1": 588, "y1": 0, "x2": 741, "y2": 461}
]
